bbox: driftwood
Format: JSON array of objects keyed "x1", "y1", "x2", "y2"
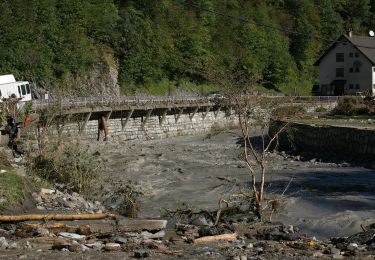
[
  {"x1": 20, "y1": 218, "x2": 168, "y2": 235},
  {"x1": 194, "y1": 233, "x2": 238, "y2": 244},
  {"x1": 0, "y1": 213, "x2": 115, "y2": 222},
  {"x1": 23, "y1": 223, "x2": 92, "y2": 235},
  {"x1": 28, "y1": 237, "x2": 70, "y2": 245}
]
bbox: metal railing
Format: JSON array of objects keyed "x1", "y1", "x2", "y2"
[{"x1": 31, "y1": 95, "x2": 342, "y2": 111}]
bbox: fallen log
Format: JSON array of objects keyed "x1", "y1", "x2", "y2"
[
  {"x1": 193, "y1": 233, "x2": 238, "y2": 244},
  {"x1": 22, "y1": 223, "x2": 92, "y2": 235},
  {"x1": 28, "y1": 237, "x2": 70, "y2": 245},
  {"x1": 20, "y1": 218, "x2": 168, "y2": 234},
  {"x1": 0, "y1": 213, "x2": 115, "y2": 222}
]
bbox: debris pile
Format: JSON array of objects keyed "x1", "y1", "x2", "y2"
[{"x1": 32, "y1": 188, "x2": 106, "y2": 213}]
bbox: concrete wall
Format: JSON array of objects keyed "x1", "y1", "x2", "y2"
[
  {"x1": 61, "y1": 110, "x2": 238, "y2": 141},
  {"x1": 270, "y1": 120, "x2": 375, "y2": 163},
  {"x1": 319, "y1": 39, "x2": 374, "y2": 95}
]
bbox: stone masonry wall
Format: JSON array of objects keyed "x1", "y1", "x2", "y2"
[
  {"x1": 62, "y1": 110, "x2": 238, "y2": 141},
  {"x1": 270, "y1": 120, "x2": 375, "y2": 162}
]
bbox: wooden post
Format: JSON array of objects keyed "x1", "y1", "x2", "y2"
[
  {"x1": 79, "y1": 112, "x2": 92, "y2": 134},
  {"x1": 106, "y1": 110, "x2": 112, "y2": 121},
  {"x1": 214, "y1": 106, "x2": 221, "y2": 119},
  {"x1": 202, "y1": 106, "x2": 211, "y2": 120},
  {"x1": 121, "y1": 109, "x2": 134, "y2": 130},
  {"x1": 175, "y1": 108, "x2": 184, "y2": 123},
  {"x1": 189, "y1": 106, "x2": 199, "y2": 121},
  {"x1": 142, "y1": 109, "x2": 153, "y2": 127},
  {"x1": 159, "y1": 108, "x2": 169, "y2": 126}
]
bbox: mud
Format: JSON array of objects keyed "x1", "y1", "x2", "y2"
[{"x1": 92, "y1": 130, "x2": 375, "y2": 239}]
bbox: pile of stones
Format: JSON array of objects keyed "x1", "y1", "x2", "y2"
[{"x1": 32, "y1": 188, "x2": 106, "y2": 214}]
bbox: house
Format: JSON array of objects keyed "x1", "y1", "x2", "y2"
[{"x1": 314, "y1": 31, "x2": 375, "y2": 96}]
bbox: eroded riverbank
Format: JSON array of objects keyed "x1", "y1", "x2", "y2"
[{"x1": 92, "y1": 130, "x2": 375, "y2": 239}]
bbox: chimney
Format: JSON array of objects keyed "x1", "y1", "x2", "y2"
[{"x1": 348, "y1": 28, "x2": 353, "y2": 38}]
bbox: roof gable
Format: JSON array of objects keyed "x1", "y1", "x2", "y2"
[{"x1": 314, "y1": 34, "x2": 375, "y2": 66}]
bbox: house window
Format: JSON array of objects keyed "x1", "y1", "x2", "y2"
[
  {"x1": 336, "y1": 68, "x2": 344, "y2": 77},
  {"x1": 349, "y1": 84, "x2": 354, "y2": 89},
  {"x1": 336, "y1": 53, "x2": 344, "y2": 62},
  {"x1": 349, "y1": 68, "x2": 354, "y2": 73},
  {"x1": 349, "y1": 52, "x2": 354, "y2": 57},
  {"x1": 373, "y1": 68, "x2": 375, "y2": 72},
  {"x1": 356, "y1": 84, "x2": 360, "y2": 89},
  {"x1": 373, "y1": 84, "x2": 375, "y2": 89},
  {"x1": 355, "y1": 67, "x2": 360, "y2": 73},
  {"x1": 355, "y1": 52, "x2": 359, "y2": 57}
]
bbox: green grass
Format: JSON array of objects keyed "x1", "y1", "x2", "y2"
[
  {"x1": 0, "y1": 171, "x2": 25, "y2": 211},
  {"x1": 121, "y1": 78, "x2": 314, "y2": 96},
  {"x1": 122, "y1": 79, "x2": 224, "y2": 96}
]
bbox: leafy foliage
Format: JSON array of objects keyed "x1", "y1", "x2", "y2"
[{"x1": 0, "y1": 0, "x2": 374, "y2": 94}]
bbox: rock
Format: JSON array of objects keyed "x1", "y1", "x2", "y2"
[
  {"x1": 81, "y1": 245, "x2": 90, "y2": 252},
  {"x1": 85, "y1": 242, "x2": 104, "y2": 251},
  {"x1": 247, "y1": 243, "x2": 254, "y2": 249},
  {"x1": 347, "y1": 243, "x2": 358, "y2": 251},
  {"x1": 332, "y1": 254, "x2": 344, "y2": 259},
  {"x1": 240, "y1": 256, "x2": 247, "y2": 260},
  {"x1": 8, "y1": 242, "x2": 19, "y2": 249},
  {"x1": 115, "y1": 237, "x2": 128, "y2": 244},
  {"x1": 18, "y1": 255, "x2": 27, "y2": 259},
  {"x1": 40, "y1": 188, "x2": 55, "y2": 194},
  {"x1": 191, "y1": 216, "x2": 212, "y2": 226},
  {"x1": 312, "y1": 252, "x2": 324, "y2": 258},
  {"x1": 58, "y1": 232, "x2": 86, "y2": 240},
  {"x1": 24, "y1": 241, "x2": 32, "y2": 249},
  {"x1": 36, "y1": 206, "x2": 45, "y2": 210},
  {"x1": 330, "y1": 247, "x2": 340, "y2": 255},
  {"x1": 134, "y1": 250, "x2": 150, "y2": 258},
  {"x1": 141, "y1": 230, "x2": 165, "y2": 239},
  {"x1": 67, "y1": 244, "x2": 82, "y2": 253},
  {"x1": 63, "y1": 200, "x2": 75, "y2": 208},
  {"x1": 36, "y1": 226, "x2": 50, "y2": 237},
  {"x1": 0, "y1": 237, "x2": 8, "y2": 249},
  {"x1": 105, "y1": 243, "x2": 121, "y2": 251}
]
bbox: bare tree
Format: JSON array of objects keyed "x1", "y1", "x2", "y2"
[{"x1": 233, "y1": 96, "x2": 289, "y2": 220}]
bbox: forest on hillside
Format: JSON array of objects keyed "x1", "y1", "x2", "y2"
[{"x1": 1, "y1": 0, "x2": 375, "y2": 95}]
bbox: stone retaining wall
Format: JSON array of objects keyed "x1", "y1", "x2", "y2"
[
  {"x1": 62, "y1": 110, "x2": 238, "y2": 141},
  {"x1": 270, "y1": 120, "x2": 375, "y2": 162}
]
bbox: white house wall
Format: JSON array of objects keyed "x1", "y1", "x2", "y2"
[{"x1": 319, "y1": 40, "x2": 374, "y2": 95}]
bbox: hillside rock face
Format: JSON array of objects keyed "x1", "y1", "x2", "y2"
[{"x1": 66, "y1": 52, "x2": 121, "y2": 97}]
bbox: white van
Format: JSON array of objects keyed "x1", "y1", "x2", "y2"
[{"x1": 0, "y1": 74, "x2": 32, "y2": 102}]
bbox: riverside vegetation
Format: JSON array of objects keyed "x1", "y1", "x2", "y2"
[{"x1": 2, "y1": 0, "x2": 375, "y2": 95}]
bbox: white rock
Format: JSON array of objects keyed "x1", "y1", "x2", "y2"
[
  {"x1": 347, "y1": 243, "x2": 358, "y2": 251},
  {"x1": 105, "y1": 243, "x2": 121, "y2": 251},
  {"x1": 58, "y1": 232, "x2": 86, "y2": 239},
  {"x1": 81, "y1": 245, "x2": 90, "y2": 252},
  {"x1": 85, "y1": 242, "x2": 104, "y2": 251},
  {"x1": 313, "y1": 252, "x2": 324, "y2": 258},
  {"x1": 141, "y1": 230, "x2": 165, "y2": 239},
  {"x1": 8, "y1": 242, "x2": 19, "y2": 249},
  {"x1": 40, "y1": 188, "x2": 55, "y2": 194},
  {"x1": 0, "y1": 237, "x2": 8, "y2": 249}
]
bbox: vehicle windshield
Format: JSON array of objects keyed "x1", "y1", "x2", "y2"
[{"x1": 21, "y1": 84, "x2": 26, "y2": 95}]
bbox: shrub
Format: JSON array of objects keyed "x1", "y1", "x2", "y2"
[
  {"x1": 99, "y1": 179, "x2": 143, "y2": 218},
  {"x1": 332, "y1": 97, "x2": 369, "y2": 116},
  {"x1": 30, "y1": 145, "x2": 100, "y2": 194},
  {"x1": 272, "y1": 105, "x2": 306, "y2": 118},
  {"x1": 315, "y1": 106, "x2": 327, "y2": 113}
]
